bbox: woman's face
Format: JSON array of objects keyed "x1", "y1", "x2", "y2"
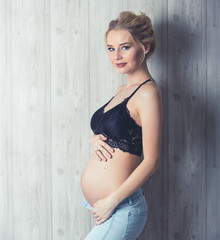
[{"x1": 106, "y1": 30, "x2": 145, "y2": 74}]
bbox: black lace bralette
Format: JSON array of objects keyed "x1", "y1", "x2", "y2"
[{"x1": 90, "y1": 78, "x2": 155, "y2": 157}]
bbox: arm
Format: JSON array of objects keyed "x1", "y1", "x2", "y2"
[{"x1": 110, "y1": 85, "x2": 163, "y2": 204}]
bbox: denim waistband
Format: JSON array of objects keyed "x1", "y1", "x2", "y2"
[{"x1": 117, "y1": 187, "x2": 145, "y2": 207}]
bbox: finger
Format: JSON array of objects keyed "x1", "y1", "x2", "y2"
[
  {"x1": 98, "y1": 139, "x2": 114, "y2": 154},
  {"x1": 108, "y1": 145, "x2": 114, "y2": 153},
  {"x1": 92, "y1": 211, "x2": 102, "y2": 221},
  {"x1": 93, "y1": 214, "x2": 100, "y2": 219},
  {"x1": 95, "y1": 150, "x2": 102, "y2": 161},
  {"x1": 100, "y1": 143, "x2": 113, "y2": 155},
  {"x1": 96, "y1": 138, "x2": 112, "y2": 161},
  {"x1": 99, "y1": 146, "x2": 112, "y2": 161},
  {"x1": 91, "y1": 210, "x2": 98, "y2": 217},
  {"x1": 97, "y1": 149, "x2": 107, "y2": 161},
  {"x1": 94, "y1": 215, "x2": 102, "y2": 221},
  {"x1": 96, "y1": 218, "x2": 105, "y2": 225},
  {"x1": 102, "y1": 142, "x2": 114, "y2": 153},
  {"x1": 102, "y1": 147, "x2": 113, "y2": 160},
  {"x1": 100, "y1": 134, "x2": 107, "y2": 140},
  {"x1": 99, "y1": 135, "x2": 114, "y2": 153},
  {"x1": 95, "y1": 149, "x2": 103, "y2": 160},
  {"x1": 93, "y1": 148, "x2": 101, "y2": 161}
]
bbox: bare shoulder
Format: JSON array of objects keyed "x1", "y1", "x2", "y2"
[{"x1": 135, "y1": 80, "x2": 162, "y2": 107}]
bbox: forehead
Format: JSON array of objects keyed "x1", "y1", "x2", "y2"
[{"x1": 106, "y1": 30, "x2": 135, "y2": 45}]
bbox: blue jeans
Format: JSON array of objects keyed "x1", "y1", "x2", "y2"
[{"x1": 81, "y1": 187, "x2": 148, "y2": 240}]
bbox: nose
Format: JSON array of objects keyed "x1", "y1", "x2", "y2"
[{"x1": 114, "y1": 49, "x2": 122, "y2": 60}]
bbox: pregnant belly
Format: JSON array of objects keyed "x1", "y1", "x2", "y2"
[{"x1": 80, "y1": 148, "x2": 139, "y2": 207}]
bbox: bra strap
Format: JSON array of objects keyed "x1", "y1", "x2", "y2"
[{"x1": 126, "y1": 78, "x2": 154, "y2": 100}]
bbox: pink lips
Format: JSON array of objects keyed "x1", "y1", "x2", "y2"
[{"x1": 116, "y1": 63, "x2": 127, "y2": 68}]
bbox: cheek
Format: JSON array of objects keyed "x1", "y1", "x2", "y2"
[
  {"x1": 108, "y1": 54, "x2": 114, "y2": 63},
  {"x1": 127, "y1": 49, "x2": 142, "y2": 62},
  {"x1": 134, "y1": 49, "x2": 143, "y2": 61},
  {"x1": 130, "y1": 52, "x2": 143, "y2": 68}
]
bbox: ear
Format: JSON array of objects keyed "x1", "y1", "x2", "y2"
[{"x1": 144, "y1": 43, "x2": 151, "y2": 54}]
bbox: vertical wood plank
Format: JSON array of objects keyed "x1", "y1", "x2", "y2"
[
  {"x1": 0, "y1": 0, "x2": 14, "y2": 239},
  {"x1": 168, "y1": 0, "x2": 207, "y2": 239},
  {"x1": 50, "y1": 0, "x2": 90, "y2": 239},
  {"x1": 207, "y1": 1, "x2": 220, "y2": 239},
  {"x1": 9, "y1": 0, "x2": 52, "y2": 239}
]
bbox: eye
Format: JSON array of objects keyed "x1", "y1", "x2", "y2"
[
  {"x1": 122, "y1": 46, "x2": 130, "y2": 50},
  {"x1": 107, "y1": 47, "x2": 114, "y2": 52}
]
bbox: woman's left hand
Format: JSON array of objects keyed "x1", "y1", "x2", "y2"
[{"x1": 92, "y1": 196, "x2": 118, "y2": 225}]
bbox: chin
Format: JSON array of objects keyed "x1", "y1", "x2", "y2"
[
  {"x1": 115, "y1": 67, "x2": 128, "y2": 73},
  {"x1": 118, "y1": 71, "x2": 127, "y2": 75},
  {"x1": 117, "y1": 69, "x2": 128, "y2": 75}
]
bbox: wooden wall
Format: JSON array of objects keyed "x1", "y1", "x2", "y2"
[{"x1": 0, "y1": 0, "x2": 219, "y2": 239}]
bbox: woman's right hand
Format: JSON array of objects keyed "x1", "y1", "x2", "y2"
[{"x1": 90, "y1": 134, "x2": 114, "y2": 161}]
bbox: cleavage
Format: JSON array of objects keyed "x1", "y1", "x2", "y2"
[
  {"x1": 103, "y1": 96, "x2": 127, "y2": 113},
  {"x1": 103, "y1": 86, "x2": 135, "y2": 113},
  {"x1": 104, "y1": 95, "x2": 142, "y2": 127}
]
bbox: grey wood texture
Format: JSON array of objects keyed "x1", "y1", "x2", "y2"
[
  {"x1": 207, "y1": 1, "x2": 220, "y2": 240},
  {"x1": 0, "y1": 0, "x2": 219, "y2": 239}
]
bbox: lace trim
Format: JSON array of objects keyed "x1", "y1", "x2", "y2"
[{"x1": 104, "y1": 137, "x2": 142, "y2": 157}]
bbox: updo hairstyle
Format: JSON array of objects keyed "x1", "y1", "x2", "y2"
[{"x1": 105, "y1": 11, "x2": 156, "y2": 63}]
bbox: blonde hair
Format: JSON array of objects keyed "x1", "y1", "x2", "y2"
[{"x1": 105, "y1": 11, "x2": 156, "y2": 63}]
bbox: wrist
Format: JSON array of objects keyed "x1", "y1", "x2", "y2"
[{"x1": 108, "y1": 191, "x2": 121, "y2": 208}]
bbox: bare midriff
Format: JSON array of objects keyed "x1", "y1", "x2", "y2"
[{"x1": 80, "y1": 148, "x2": 140, "y2": 207}]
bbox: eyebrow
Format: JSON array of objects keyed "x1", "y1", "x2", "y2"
[{"x1": 106, "y1": 42, "x2": 132, "y2": 47}]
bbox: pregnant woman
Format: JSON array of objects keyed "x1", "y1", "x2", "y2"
[{"x1": 81, "y1": 11, "x2": 163, "y2": 240}]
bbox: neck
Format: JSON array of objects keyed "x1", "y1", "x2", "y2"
[{"x1": 126, "y1": 62, "x2": 152, "y2": 86}]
